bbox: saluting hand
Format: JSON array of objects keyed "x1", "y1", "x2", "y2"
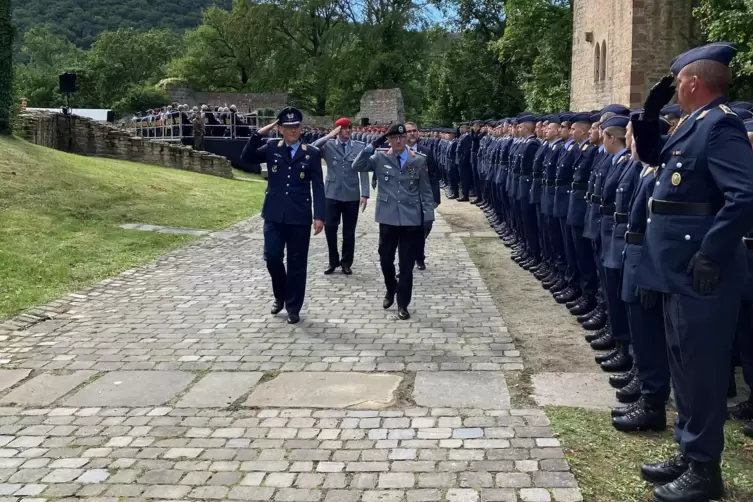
[
  {"x1": 329, "y1": 126, "x2": 341, "y2": 138},
  {"x1": 313, "y1": 219, "x2": 324, "y2": 235},
  {"x1": 258, "y1": 120, "x2": 279, "y2": 136},
  {"x1": 372, "y1": 134, "x2": 388, "y2": 149},
  {"x1": 643, "y1": 75, "x2": 676, "y2": 120}
]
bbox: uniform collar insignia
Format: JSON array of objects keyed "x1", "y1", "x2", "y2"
[{"x1": 277, "y1": 140, "x2": 284, "y2": 147}]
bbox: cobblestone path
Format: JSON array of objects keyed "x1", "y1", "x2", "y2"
[{"x1": 0, "y1": 203, "x2": 583, "y2": 502}]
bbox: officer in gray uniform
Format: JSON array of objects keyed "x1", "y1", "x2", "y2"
[
  {"x1": 312, "y1": 118, "x2": 370, "y2": 275},
  {"x1": 352, "y1": 123, "x2": 435, "y2": 320}
]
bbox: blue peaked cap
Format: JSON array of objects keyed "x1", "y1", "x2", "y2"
[
  {"x1": 570, "y1": 113, "x2": 593, "y2": 124},
  {"x1": 600, "y1": 115, "x2": 629, "y2": 129},
  {"x1": 670, "y1": 42, "x2": 736, "y2": 75},
  {"x1": 661, "y1": 104, "x2": 682, "y2": 118},
  {"x1": 732, "y1": 106, "x2": 753, "y2": 121},
  {"x1": 600, "y1": 104, "x2": 630, "y2": 116}
]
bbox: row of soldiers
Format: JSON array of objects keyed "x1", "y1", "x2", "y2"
[{"x1": 424, "y1": 42, "x2": 753, "y2": 502}]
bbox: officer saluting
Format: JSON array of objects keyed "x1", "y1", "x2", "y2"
[
  {"x1": 312, "y1": 118, "x2": 369, "y2": 275},
  {"x1": 632, "y1": 43, "x2": 753, "y2": 501},
  {"x1": 241, "y1": 107, "x2": 325, "y2": 325},
  {"x1": 352, "y1": 124, "x2": 435, "y2": 320}
]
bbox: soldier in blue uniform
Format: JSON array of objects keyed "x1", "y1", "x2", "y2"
[
  {"x1": 632, "y1": 43, "x2": 753, "y2": 502},
  {"x1": 457, "y1": 123, "x2": 473, "y2": 202},
  {"x1": 352, "y1": 124, "x2": 435, "y2": 321},
  {"x1": 406, "y1": 122, "x2": 441, "y2": 270},
  {"x1": 312, "y1": 118, "x2": 369, "y2": 276},
  {"x1": 510, "y1": 115, "x2": 542, "y2": 266},
  {"x1": 241, "y1": 107, "x2": 325, "y2": 325}
]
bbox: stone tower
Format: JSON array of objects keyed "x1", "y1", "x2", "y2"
[{"x1": 570, "y1": 0, "x2": 698, "y2": 111}]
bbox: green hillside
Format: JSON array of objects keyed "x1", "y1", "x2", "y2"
[
  {"x1": 13, "y1": 0, "x2": 231, "y2": 48},
  {"x1": 0, "y1": 136, "x2": 264, "y2": 319}
]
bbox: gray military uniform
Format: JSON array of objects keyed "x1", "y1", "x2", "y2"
[
  {"x1": 352, "y1": 147, "x2": 435, "y2": 226},
  {"x1": 312, "y1": 138, "x2": 370, "y2": 201}
]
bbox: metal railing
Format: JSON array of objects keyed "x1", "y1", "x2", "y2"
[{"x1": 130, "y1": 113, "x2": 278, "y2": 140}]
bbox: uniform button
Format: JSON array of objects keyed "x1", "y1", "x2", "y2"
[
  {"x1": 285, "y1": 192, "x2": 288, "y2": 195},
  {"x1": 661, "y1": 163, "x2": 666, "y2": 168},
  {"x1": 647, "y1": 218, "x2": 651, "y2": 223},
  {"x1": 684, "y1": 234, "x2": 691, "y2": 240},
  {"x1": 656, "y1": 181, "x2": 660, "y2": 186},
  {"x1": 288, "y1": 175, "x2": 290, "y2": 178},
  {"x1": 289, "y1": 167, "x2": 291, "y2": 170},
  {"x1": 286, "y1": 183, "x2": 289, "y2": 186},
  {"x1": 677, "y1": 162, "x2": 682, "y2": 168}
]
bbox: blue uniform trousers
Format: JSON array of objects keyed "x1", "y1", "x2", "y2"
[
  {"x1": 263, "y1": 220, "x2": 312, "y2": 315},
  {"x1": 548, "y1": 216, "x2": 566, "y2": 275},
  {"x1": 560, "y1": 218, "x2": 579, "y2": 289},
  {"x1": 536, "y1": 208, "x2": 549, "y2": 264},
  {"x1": 664, "y1": 293, "x2": 739, "y2": 462},
  {"x1": 626, "y1": 301, "x2": 670, "y2": 404},
  {"x1": 459, "y1": 162, "x2": 472, "y2": 199},
  {"x1": 449, "y1": 164, "x2": 460, "y2": 196},
  {"x1": 521, "y1": 199, "x2": 540, "y2": 259},
  {"x1": 570, "y1": 226, "x2": 597, "y2": 296},
  {"x1": 734, "y1": 299, "x2": 753, "y2": 392},
  {"x1": 591, "y1": 240, "x2": 608, "y2": 310},
  {"x1": 604, "y1": 266, "x2": 630, "y2": 343}
]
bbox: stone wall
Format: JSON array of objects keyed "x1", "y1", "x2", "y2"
[
  {"x1": 570, "y1": 0, "x2": 695, "y2": 111},
  {"x1": 357, "y1": 89, "x2": 405, "y2": 125},
  {"x1": 17, "y1": 111, "x2": 233, "y2": 179}
]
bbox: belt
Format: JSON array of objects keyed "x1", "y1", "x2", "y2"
[
  {"x1": 744, "y1": 237, "x2": 753, "y2": 251},
  {"x1": 571, "y1": 183, "x2": 588, "y2": 191},
  {"x1": 600, "y1": 204, "x2": 616, "y2": 215},
  {"x1": 615, "y1": 212, "x2": 629, "y2": 224},
  {"x1": 512, "y1": 169, "x2": 521, "y2": 174},
  {"x1": 532, "y1": 172, "x2": 543, "y2": 179},
  {"x1": 553, "y1": 180, "x2": 571, "y2": 186},
  {"x1": 626, "y1": 232, "x2": 644, "y2": 245},
  {"x1": 589, "y1": 194, "x2": 602, "y2": 204},
  {"x1": 648, "y1": 198, "x2": 716, "y2": 216},
  {"x1": 521, "y1": 171, "x2": 532, "y2": 176}
]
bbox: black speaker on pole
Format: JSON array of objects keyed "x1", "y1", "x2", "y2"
[
  {"x1": 360, "y1": 117, "x2": 369, "y2": 126},
  {"x1": 106, "y1": 111, "x2": 115, "y2": 123},
  {"x1": 59, "y1": 72, "x2": 77, "y2": 93}
]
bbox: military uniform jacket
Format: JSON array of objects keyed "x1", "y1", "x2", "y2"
[
  {"x1": 598, "y1": 150, "x2": 632, "y2": 268},
  {"x1": 567, "y1": 142, "x2": 598, "y2": 227},
  {"x1": 352, "y1": 147, "x2": 435, "y2": 227},
  {"x1": 605, "y1": 156, "x2": 641, "y2": 270},
  {"x1": 241, "y1": 133, "x2": 325, "y2": 226},
  {"x1": 620, "y1": 163, "x2": 658, "y2": 303},
  {"x1": 583, "y1": 151, "x2": 613, "y2": 240},
  {"x1": 312, "y1": 138, "x2": 370, "y2": 202},
  {"x1": 516, "y1": 136, "x2": 541, "y2": 201},
  {"x1": 529, "y1": 141, "x2": 549, "y2": 205},
  {"x1": 458, "y1": 133, "x2": 473, "y2": 168},
  {"x1": 416, "y1": 141, "x2": 441, "y2": 205},
  {"x1": 553, "y1": 140, "x2": 579, "y2": 218},
  {"x1": 541, "y1": 139, "x2": 564, "y2": 215},
  {"x1": 632, "y1": 98, "x2": 753, "y2": 295}
]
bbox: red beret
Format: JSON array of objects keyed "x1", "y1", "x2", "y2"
[{"x1": 335, "y1": 118, "x2": 351, "y2": 128}]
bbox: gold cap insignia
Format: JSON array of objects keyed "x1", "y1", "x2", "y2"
[{"x1": 671, "y1": 172, "x2": 681, "y2": 186}]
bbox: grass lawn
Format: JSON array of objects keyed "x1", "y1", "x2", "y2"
[
  {"x1": 0, "y1": 136, "x2": 265, "y2": 319},
  {"x1": 548, "y1": 407, "x2": 753, "y2": 502}
]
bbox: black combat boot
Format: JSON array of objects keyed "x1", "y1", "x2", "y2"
[
  {"x1": 590, "y1": 332, "x2": 615, "y2": 351},
  {"x1": 727, "y1": 397, "x2": 753, "y2": 421},
  {"x1": 609, "y1": 364, "x2": 636, "y2": 389},
  {"x1": 600, "y1": 344, "x2": 633, "y2": 372},
  {"x1": 612, "y1": 400, "x2": 666, "y2": 433},
  {"x1": 582, "y1": 309, "x2": 607, "y2": 330},
  {"x1": 615, "y1": 374, "x2": 641, "y2": 403},
  {"x1": 641, "y1": 454, "x2": 689, "y2": 484},
  {"x1": 595, "y1": 347, "x2": 620, "y2": 364},
  {"x1": 549, "y1": 278, "x2": 568, "y2": 294},
  {"x1": 577, "y1": 308, "x2": 599, "y2": 324},
  {"x1": 611, "y1": 396, "x2": 645, "y2": 418},
  {"x1": 585, "y1": 323, "x2": 610, "y2": 343},
  {"x1": 652, "y1": 460, "x2": 724, "y2": 502},
  {"x1": 570, "y1": 296, "x2": 597, "y2": 315}
]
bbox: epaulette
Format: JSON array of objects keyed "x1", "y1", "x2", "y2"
[
  {"x1": 414, "y1": 151, "x2": 426, "y2": 157},
  {"x1": 353, "y1": 140, "x2": 365, "y2": 145},
  {"x1": 567, "y1": 145, "x2": 574, "y2": 151},
  {"x1": 581, "y1": 143, "x2": 589, "y2": 151},
  {"x1": 618, "y1": 154, "x2": 629, "y2": 164},
  {"x1": 719, "y1": 104, "x2": 735, "y2": 116},
  {"x1": 277, "y1": 140, "x2": 284, "y2": 147},
  {"x1": 698, "y1": 109, "x2": 712, "y2": 120}
]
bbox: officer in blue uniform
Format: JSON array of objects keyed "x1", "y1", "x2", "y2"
[
  {"x1": 241, "y1": 107, "x2": 325, "y2": 325},
  {"x1": 406, "y1": 122, "x2": 441, "y2": 270},
  {"x1": 511, "y1": 115, "x2": 542, "y2": 266},
  {"x1": 632, "y1": 43, "x2": 753, "y2": 502}
]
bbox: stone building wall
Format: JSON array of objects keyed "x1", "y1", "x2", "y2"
[
  {"x1": 17, "y1": 111, "x2": 233, "y2": 179},
  {"x1": 570, "y1": 0, "x2": 695, "y2": 111},
  {"x1": 357, "y1": 89, "x2": 405, "y2": 125}
]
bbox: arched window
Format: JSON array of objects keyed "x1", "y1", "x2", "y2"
[
  {"x1": 594, "y1": 44, "x2": 601, "y2": 83},
  {"x1": 600, "y1": 41, "x2": 607, "y2": 81}
]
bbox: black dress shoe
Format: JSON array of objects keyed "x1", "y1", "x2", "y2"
[
  {"x1": 287, "y1": 313, "x2": 300, "y2": 324},
  {"x1": 652, "y1": 460, "x2": 724, "y2": 502},
  {"x1": 601, "y1": 349, "x2": 633, "y2": 373},
  {"x1": 595, "y1": 347, "x2": 619, "y2": 364},
  {"x1": 271, "y1": 299, "x2": 284, "y2": 315},
  {"x1": 383, "y1": 292, "x2": 395, "y2": 310},
  {"x1": 555, "y1": 288, "x2": 580, "y2": 304},
  {"x1": 571, "y1": 297, "x2": 597, "y2": 316},
  {"x1": 416, "y1": 261, "x2": 426, "y2": 271},
  {"x1": 324, "y1": 266, "x2": 337, "y2": 275},
  {"x1": 585, "y1": 324, "x2": 610, "y2": 343},
  {"x1": 609, "y1": 365, "x2": 636, "y2": 389},
  {"x1": 727, "y1": 398, "x2": 753, "y2": 421},
  {"x1": 582, "y1": 310, "x2": 607, "y2": 330},
  {"x1": 577, "y1": 308, "x2": 599, "y2": 323},
  {"x1": 542, "y1": 276, "x2": 559, "y2": 290},
  {"x1": 641, "y1": 454, "x2": 689, "y2": 484},
  {"x1": 590, "y1": 332, "x2": 616, "y2": 351},
  {"x1": 566, "y1": 296, "x2": 585, "y2": 310},
  {"x1": 341, "y1": 265, "x2": 353, "y2": 275},
  {"x1": 397, "y1": 307, "x2": 410, "y2": 320},
  {"x1": 616, "y1": 374, "x2": 641, "y2": 403},
  {"x1": 549, "y1": 279, "x2": 568, "y2": 294},
  {"x1": 613, "y1": 403, "x2": 667, "y2": 433},
  {"x1": 611, "y1": 396, "x2": 645, "y2": 418},
  {"x1": 457, "y1": 197, "x2": 470, "y2": 202},
  {"x1": 533, "y1": 268, "x2": 551, "y2": 280},
  {"x1": 744, "y1": 421, "x2": 753, "y2": 438}
]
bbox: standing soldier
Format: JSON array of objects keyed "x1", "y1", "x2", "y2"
[
  {"x1": 241, "y1": 107, "x2": 325, "y2": 325},
  {"x1": 633, "y1": 43, "x2": 753, "y2": 501},
  {"x1": 352, "y1": 124, "x2": 435, "y2": 320},
  {"x1": 312, "y1": 118, "x2": 370, "y2": 275},
  {"x1": 406, "y1": 122, "x2": 441, "y2": 270}
]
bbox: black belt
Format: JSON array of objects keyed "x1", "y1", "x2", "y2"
[
  {"x1": 615, "y1": 212, "x2": 629, "y2": 224},
  {"x1": 553, "y1": 180, "x2": 571, "y2": 186},
  {"x1": 648, "y1": 198, "x2": 716, "y2": 216},
  {"x1": 590, "y1": 194, "x2": 602, "y2": 204},
  {"x1": 600, "y1": 204, "x2": 616, "y2": 215},
  {"x1": 520, "y1": 171, "x2": 532, "y2": 176},
  {"x1": 744, "y1": 237, "x2": 753, "y2": 251},
  {"x1": 572, "y1": 183, "x2": 587, "y2": 191},
  {"x1": 512, "y1": 169, "x2": 521, "y2": 174},
  {"x1": 626, "y1": 232, "x2": 644, "y2": 245},
  {"x1": 532, "y1": 173, "x2": 543, "y2": 179}
]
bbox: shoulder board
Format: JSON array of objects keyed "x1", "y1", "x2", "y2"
[
  {"x1": 618, "y1": 154, "x2": 629, "y2": 164},
  {"x1": 719, "y1": 104, "x2": 735, "y2": 116},
  {"x1": 414, "y1": 151, "x2": 426, "y2": 157},
  {"x1": 568, "y1": 145, "x2": 574, "y2": 151},
  {"x1": 277, "y1": 140, "x2": 284, "y2": 147},
  {"x1": 301, "y1": 144, "x2": 308, "y2": 151},
  {"x1": 352, "y1": 140, "x2": 365, "y2": 145},
  {"x1": 698, "y1": 109, "x2": 712, "y2": 120},
  {"x1": 581, "y1": 143, "x2": 589, "y2": 151},
  {"x1": 552, "y1": 144, "x2": 559, "y2": 150}
]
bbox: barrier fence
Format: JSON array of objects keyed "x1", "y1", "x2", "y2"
[{"x1": 131, "y1": 113, "x2": 278, "y2": 140}]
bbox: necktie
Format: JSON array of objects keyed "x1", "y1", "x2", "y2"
[
  {"x1": 341, "y1": 142, "x2": 347, "y2": 156},
  {"x1": 287, "y1": 146, "x2": 293, "y2": 162}
]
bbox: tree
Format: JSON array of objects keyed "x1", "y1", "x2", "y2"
[{"x1": 0, "y1": 0, "x2": 12, "y2": 135}]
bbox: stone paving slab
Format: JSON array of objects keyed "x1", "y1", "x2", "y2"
[
  {"x1": 0, "y1": 371, "x2": 96, "y2": 406},
  {"x1": 413, "y1": 372, "x2": 510, "y2": 410},
  {"x1": 0, "y1": 370, "x2": 31, "y2": 393},
  {"x1": 531, "y1": 372, "x2": 619, "y2": 411},
  {"x1": 64, "y1": 371, "x2": 195, "y2": 407},
  {"x1": 177, "y1": 372, "x2": 264, "y2": 408},
  {"x1": 245, "y1": 373, "x2": 402, "y2": 409}
]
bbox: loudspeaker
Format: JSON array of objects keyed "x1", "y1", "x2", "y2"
[
  {"x1": 360, "y1": 117, "x2": 369, "y2": 126},
  {"x1": 59, "y1": 72, "x2": 77, "y2": 93},
  {"x1": 106, "y1": 111, "x2": 115, "y2": 123}
]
